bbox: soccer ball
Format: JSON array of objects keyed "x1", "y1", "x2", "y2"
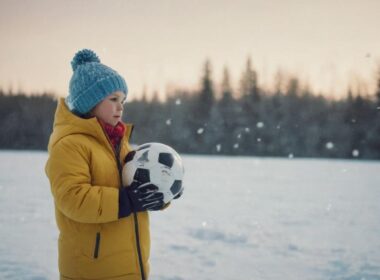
[{"x1": 122, "y1": 142, "x2": 184, "y2": 204}]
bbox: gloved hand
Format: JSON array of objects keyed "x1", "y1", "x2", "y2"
[
  {"x1": 128, "y1": 181, "x2": 165, "y2": 211},
  {"x1": 119, "y1": 180, "x2": 165, "y2": 218}
]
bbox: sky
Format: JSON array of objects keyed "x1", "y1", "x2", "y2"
[{"x1": 0, "y1": 0, "x2": 379, "y2": 100}]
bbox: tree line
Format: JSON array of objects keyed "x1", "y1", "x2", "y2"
[{"x1": 1, "y1": 59, "x2": 379, "y2": 159}]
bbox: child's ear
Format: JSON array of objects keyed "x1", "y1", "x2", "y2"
[{"x1": 124, "y1": 150, "x2": 136, "y2": 163}]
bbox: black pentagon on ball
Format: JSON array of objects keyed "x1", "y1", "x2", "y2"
[
  {"x1": 137, "y1": 151, "x2": 150, "y2": 163},
  {"x1": 134, "y1": 168, "x2": 150, "y2": 183},
  {"x1": 159, "y1": 153, "x2": 174, "y2": 168},
  {"x1": 170, "y1": 180, "x2": 182, "y2": 195},
  {"x1": 124, "y1": 150, "x2": 136, "y2": 163},
  {"x1": 137, "y1": 144, "x2": 151, "y2": 151}
]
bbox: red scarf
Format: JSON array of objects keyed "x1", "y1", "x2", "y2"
[{"x1": 99, "y1": 120, "x2": 125, "y2": 151}]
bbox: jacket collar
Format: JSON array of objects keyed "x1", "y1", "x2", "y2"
[{"x1": 48, "y1": 98, "x2": 133, "y2": 152}]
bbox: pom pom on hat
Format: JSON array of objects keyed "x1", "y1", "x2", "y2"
[
  {"x1": 71, "y1": 49, "x2": 101, "y2": 71},
  {"x1": 66, "y1": 49, "x2": 128, "y2": 115}
]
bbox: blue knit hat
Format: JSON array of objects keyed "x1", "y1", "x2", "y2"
[{"x1": 66, "y1": 49, "x2": 128, "y2": 115}]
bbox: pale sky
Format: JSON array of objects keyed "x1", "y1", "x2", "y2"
[{"x1": 0, "y1": 0, "x2": 379, "y2": 100}]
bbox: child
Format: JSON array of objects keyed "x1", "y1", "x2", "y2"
[{"x1": 45, "y1": 49, "x2": 164, "y2": 280}]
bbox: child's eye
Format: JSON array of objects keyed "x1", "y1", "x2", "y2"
[{"x1": 109, "y1": 95, "x2": 125, "y2": 104}]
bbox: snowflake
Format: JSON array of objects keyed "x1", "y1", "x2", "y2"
[
  {"x1": 256, "y1": 122, "x2": 264, "y2": 128},
  {"x1": 288, "y1": 153, "x2": 294, "y2": 159},
  {"x1": 233, "y1": 143, "x2": 239, "y2": 149},
  {"x1": 175, "y1": 98, "x2": 181, "y2": 105},
  {"x1": 245, "y1": 127, "x2": 250, "y2": 133},
  {"x1": 352, "y1": 149, "x2": 360, "y2": 157},
  {"x1": 326, "y1": 142, "x2": 334, "y2": 149},
  {"x1": 166, "y1": 119, "x2": 172, "y2": 125},
  {"x1": 216, "y1": 144, "x2": 222, "y2": 152},
  {"x1": 197, "y1": 128, "x2": 204, "y2": 134}
]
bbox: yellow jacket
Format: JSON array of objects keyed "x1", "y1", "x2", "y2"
[{"x1": 45, "y1": 98, "x2": 150, "y2": 280}]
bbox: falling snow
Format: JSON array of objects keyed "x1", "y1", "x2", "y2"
[
  {"x1": 216, "y1": 144, "x2": 222, "y2": 152},
  {"x1": 175, "y1": 99, "x2": 181, "y2": 105},
  {"x1": 233, "y1": 143, "x2": 239, "y2": 149},
  {"x1": 256, "y1": 122, "x2": 264, "y2": 128},
  {"x1": 245, "y1": 127, "x2": 250, "y2": 133},
  {"x1": 197, "y1": 128, "x2": 204, "y2": 134},
  {"x1": 166, "y1": 119, "x2": 172, "y2": 125},
  {"x1": 326, "y1": 142, "x2": 334, "y2": 149},
  {"x1": 352, "y1": 149, "x2": 360, "y2": 157}
]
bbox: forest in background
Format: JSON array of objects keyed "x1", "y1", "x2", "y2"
[{"x1": 1, "y1": 59, "x2": 379, "y2": 159}]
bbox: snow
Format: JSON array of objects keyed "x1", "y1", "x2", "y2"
[
  {"x1": 256, "y1": 122, "x2": 264, "y2": 128},
  {"x1": 216, "y1": 144, "x2": 222, "y2": 152},
  {"x1": 326, "y1": 142, "x2": 334, "y2": 150},
  {"x1": 197, "y1": 128, "x2": 204, "y2": 135},
  {"x1": 352, "y1": 150, "x2": 360, "y2": 157},
  {"x1": 1, "y1": 151, "x2": 380, "y2": 280}
]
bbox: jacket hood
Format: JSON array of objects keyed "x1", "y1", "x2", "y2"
[{"x1": 48, "y1": 98, "x2": 132, "y2": 151}]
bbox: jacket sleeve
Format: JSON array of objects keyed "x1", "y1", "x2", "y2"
[{"x1": 45, "y1": 137, "x2": 120, "y2": 224}]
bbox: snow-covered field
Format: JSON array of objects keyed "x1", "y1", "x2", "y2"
[{"x1": 0, "y1": 151, "x2": 379, "y2": 280}]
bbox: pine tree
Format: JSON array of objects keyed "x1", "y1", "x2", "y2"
[
  {"x1": 240, "y1": 57, "x2": 259, "y2": 101},
  {"x1": 189, "y1": 60, "x2": 216, "y2": 153},
  {"x1": 208, "y1": 67, "x2": 239, "y2": 154},
  {"x1": 365, "y1": 69, "x2": 380, "y2": 158},
  {"x1": 238, "y1": 57, "x2": 261, "y2": 155},
  {"x1": 197, "y1": 59, "x2": 215, "y2": 121}
]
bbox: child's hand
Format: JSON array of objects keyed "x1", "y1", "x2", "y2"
[{"x1": 127, "y1": 181, "x2": 165, "y2": 211}]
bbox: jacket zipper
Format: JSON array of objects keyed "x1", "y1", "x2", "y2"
[
  {"x1": 115, "y1": 144, "x2": 146, "y2": 280},
  {"x1": 101, "y1": 124, "x2": 145, "y2": 280},
  {"x1": 93, "y1": 232, "x2": 101, "y2": 259}
]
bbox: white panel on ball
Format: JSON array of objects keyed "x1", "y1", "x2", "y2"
[{"x1": 122, "y1": 142, "x2": 184, "y2": 204}]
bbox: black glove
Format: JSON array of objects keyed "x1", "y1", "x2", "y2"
[{"x1": 119, "y1": 181, "x2": 165, "y2": 218}]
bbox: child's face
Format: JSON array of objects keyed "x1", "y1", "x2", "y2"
[{"x1": 91, "y1": 91, "x2": 126, "y2": 126}]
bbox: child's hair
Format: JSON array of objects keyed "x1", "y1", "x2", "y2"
[{"x1": 66, "y1": 49, "x2": 128, "y2": 116}]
